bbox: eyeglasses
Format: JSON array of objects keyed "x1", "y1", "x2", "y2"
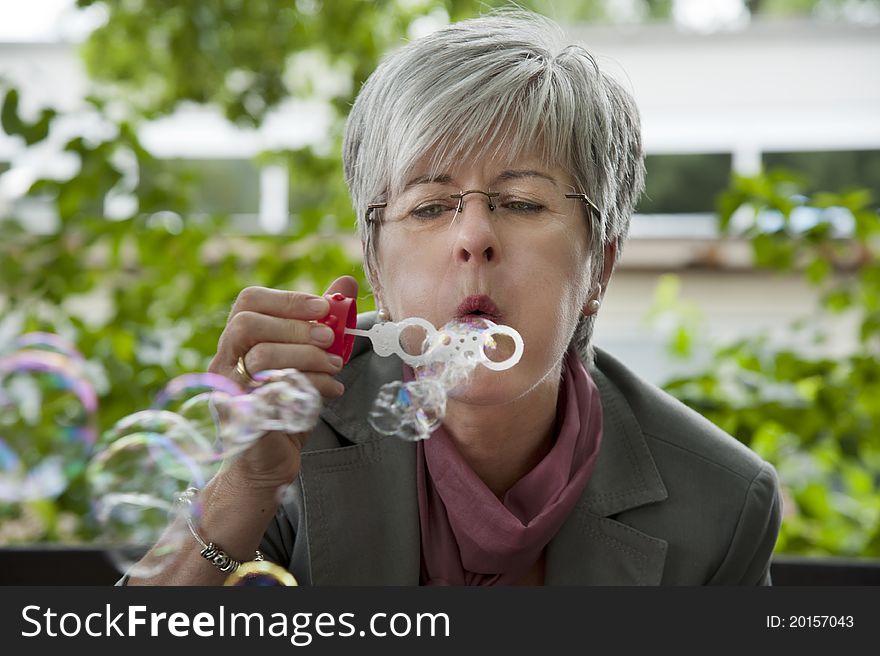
[{"x1": 365, "y1": 180, "x2": 600, "y2": 231}]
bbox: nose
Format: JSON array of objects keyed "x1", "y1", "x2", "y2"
[{"x1": 451, "y1": 190, "x2": 502, "y2": 265}]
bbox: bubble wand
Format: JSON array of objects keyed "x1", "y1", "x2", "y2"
[{"x1": 318, "y1": 293, "x2": 524, "y2": 371}]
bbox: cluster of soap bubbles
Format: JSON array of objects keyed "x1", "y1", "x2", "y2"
[
  {"x1": 0, "y1": 332, "x2": 320, "y2": 581},
  {"x1": 365, "y1": 317, "x2": 523, "y2": 441},
  {"x1": 88, "y1": 367, "x2": 321, "y2": 578},
  {"x1": 0, "y1": 333, "x2": 98, "y2": 503}
]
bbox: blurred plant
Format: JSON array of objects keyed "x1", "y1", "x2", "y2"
[
  {"x1": 2, "y1": 0, "x2": 469, "y2": 543},
  {"x1": 0, "y1": 88, "x2": 362, "y2": 542},
  {"x1": 652, "y1": 169, "x2": 880, "y2": 558}
]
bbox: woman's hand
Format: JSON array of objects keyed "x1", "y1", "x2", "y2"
[{"x1": 207, "y1": 275, "x2": 359, "y2": 490}]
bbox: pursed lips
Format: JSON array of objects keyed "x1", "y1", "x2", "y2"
[{"x1": 454, "y1": 294, "x2": 502, "y2": 324}]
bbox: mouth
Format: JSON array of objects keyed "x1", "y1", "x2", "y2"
[{"x1": 454, "y1": 295, "x2": 502, "y2": 325}]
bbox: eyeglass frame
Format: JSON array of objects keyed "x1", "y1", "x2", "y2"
[{"x1": 364, "y1": 189, "x2": 601, "y2": 225}]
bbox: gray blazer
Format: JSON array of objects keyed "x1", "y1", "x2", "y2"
[{"x1": 260, "y1": 313, "x2": 783, "y2": 585}]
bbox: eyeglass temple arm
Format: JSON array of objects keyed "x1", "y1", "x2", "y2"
[
  {"x1": 565, "y1": 193, "x2": 601, "y2": 217},
  {"x1": 365, "y1": 203, "x2": 386, "y2": 224}
]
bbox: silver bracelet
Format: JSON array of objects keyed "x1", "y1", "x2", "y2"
[{"x1": 178, "y1": 487, "x2": 264, "y2": 574}]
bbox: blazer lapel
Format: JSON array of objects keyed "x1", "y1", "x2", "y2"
[
  {"x1": 545, "y1": 354, "x2": 669, "y2": 585},
  {"x1": 300, "y1": 438, "x2": 420, "y2": 584},
  {"x1": 299, "y1": 313, "x2": 421, "y2": 584}
]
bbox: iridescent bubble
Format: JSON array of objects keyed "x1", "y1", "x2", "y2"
[
  {"x1": 86, "y1": 432, "x2": 205, "y2": 578},
  {"x1": 248, "y1": 369, "x2": 322, "y2": 433},
  {"x1": 0, "y1": 442, "x2": 67, "y2": 502},
  {"x1": 365, "y1": 318, "x2": 522, "y2": 442},
  {"x1": 151, "y1": 372, "x2": 249, "y2": 469},
  {"x1": 153, "y1": 373, "x2": 245, "y2": 411},
  {"x1": 368, "y1": 379, "x2": 447, "y2": 441},
  {"x1": 11, "y1": 332, "x2": 86, "y2": 363},
  {"x1": 213, "y1": 369, "x2": 322, "y2": 454},
  {"x1": 101, "y1": 408, "x2": 219, "y2": 473},
  {"x1": 0, "y1": 349, "x2": 98, "y2": 502},
  {"x1": 148, "y1": 369, "x2": 321, "y2": 461},
  {"x1": 223, "y1": 560, "x2": 299, "y2": 587}
]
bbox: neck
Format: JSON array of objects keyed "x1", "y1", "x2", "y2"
[{"x1": 441, "y1": 368, "x2": 562, "y2": 498}]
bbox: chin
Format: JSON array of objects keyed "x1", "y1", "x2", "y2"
[{"x1": 444, "y1": 367, "x2": 533, "y2": 406}]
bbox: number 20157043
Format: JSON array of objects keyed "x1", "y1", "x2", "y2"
[{"x1": 766, "y1": 615, "x2": 854, "y2": 628}]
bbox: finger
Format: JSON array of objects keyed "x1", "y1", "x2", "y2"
[
  {"x1": 231, "y1": 286, "x2": 331, "y2": 321},
  {"x1": 301, "y1": 372, "x2": 345, "y2": 400},
  {"x1": 219, "y1": 312, "x2": 336, "y2": 360},
  {"x1": 323, "y1": 275, "x2": 359, "y2": 300},
  {"x1": 245, "y1": 343, "x2": 344, "y2": 377}
]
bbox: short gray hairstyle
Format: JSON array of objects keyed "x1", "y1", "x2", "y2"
[{"x1": 343, "y1": 10, "x2": 645, "y2": 363}]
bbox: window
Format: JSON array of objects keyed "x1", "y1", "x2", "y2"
[
  {"x1": 637, "y1": 153, "x2": 733, "y2": 214},
  {"x1": 762, "y1": 150, "x2": 880, "y2": 201}
]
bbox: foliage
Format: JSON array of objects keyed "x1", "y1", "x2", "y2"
[
  {"x1": 2, "y1": 0, "x2": 876, "y2": 550},
  {"x1": 655, "y1": 170, "x2": 880, "y2": 558},
  {"x1": 0, "y1": 89, "x2": 363, "y2": 542}
]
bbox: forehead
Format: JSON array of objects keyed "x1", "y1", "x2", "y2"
[{"x1": 403, "y1": 146, "x2": 573, "y2": 188}]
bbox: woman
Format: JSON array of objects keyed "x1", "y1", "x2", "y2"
[{"x1": 130, "y1": 11, "x2": 782, "y2": 586}]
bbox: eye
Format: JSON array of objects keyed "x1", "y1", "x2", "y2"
[
  {"x1": 411, "y1": 203, "x2": 454, "y2": 220},
  {"x1": 504, "y1": 199, "x2": 545, "y2": 213}
]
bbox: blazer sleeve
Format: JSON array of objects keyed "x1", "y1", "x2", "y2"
[
  {"x1": 259, "y1": 480, "x2": 310, "y2": 584},
  {"x1": 707, "y1": 462, "x2": 784, "y2": 585},
  {"x1": 260, "y1": 507, "x2": 296, "y2": 565}
]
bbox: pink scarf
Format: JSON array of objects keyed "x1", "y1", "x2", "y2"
[{"x1": 415, "y1": 349, "x2": 603, "y2": 585}]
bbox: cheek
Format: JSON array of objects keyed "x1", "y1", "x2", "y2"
[
  {"x1": 551, "y1": 252, "x2": 592, "y2": 341},
  {"x1": 375, "y1": 233, "x2": 437, "y2": 312}
]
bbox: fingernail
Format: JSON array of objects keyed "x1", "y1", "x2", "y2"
[
  {"x1": 311, "y1": 324, "x2": 335, "y2": 344},
  {"x1": 327, "y1": 354, "x2": 344, "y2": 370},
  {"x1": 307, "y1": 297, "x2": 329, "y2": 315},
  {"x1": 334, "y1": 381, "x2": 345, "y2": 396}
]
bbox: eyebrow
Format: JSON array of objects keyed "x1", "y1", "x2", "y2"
[
  {"x1": 403, "y1": 169, "x2": 558, "y2": 189},
  {"x1": 495, "y1": 169, "x2": 559, "y2": 186},
  {"x1": 403, "y1": 173, "x2": 453, "y2": 190}
]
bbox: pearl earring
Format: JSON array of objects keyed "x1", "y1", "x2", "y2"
[
  {"x1": 587, "y1": 299, "x2": 601, "y2": 314},
  {"x1": 377, "y1": 307, "x2": 390, "y2": 322}
]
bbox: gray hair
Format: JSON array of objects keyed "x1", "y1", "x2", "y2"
[{"x1": 342, "y1": 10, "x2": 645, "y2": 363}]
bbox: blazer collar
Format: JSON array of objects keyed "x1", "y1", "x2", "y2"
[
  {"x1": 543, "y1": 353, "x2": 668, "y2": 585},
  {"x1": 303, "y1": 314, "x2": 668, "y2": 584}
]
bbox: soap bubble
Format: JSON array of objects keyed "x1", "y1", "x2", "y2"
[
  {"x1": 153, "y1": 372, "x2": 245, "y2": 411},
  {"x1": 101, "y1": 409, "x2": 219, "y2": 473},
  {"x1": 86, "y1": 432, "x2": 205, "y2": 578},
  {"x1": 11, "y1": 332, "x2": 86, "y2": 363},
  {"x1": 0, "y1": 349, "x2": 98, "y2": 502},
  {"x1": 86, "y1": 366, "x2": 322, "y2": 575},
  {"x1": 149, "y1": 372, "x2": 249, "y2": 472},
  {"x1": 367, "y1": 317, "x2": 514, "y2": 441},
  {"x1": 368, "y1": 379, "x2": 447, "y2": 441},
  {"x1": 223, "y1": 560, "x2": 299, "y2": 587},
  {"x1": 145, "y1": 369, "x2": 320, "y2": 462},
  {"x1": 221, "y1": 369, "x2": 322, "y2": 449}
]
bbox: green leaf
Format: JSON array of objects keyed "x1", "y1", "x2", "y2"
[{"x1": 805, "y1": 257, "x2": 831, "y2": 285}]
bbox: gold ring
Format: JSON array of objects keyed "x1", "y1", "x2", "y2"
[{"x1": 235, "y1": 355, "x2": 257, "y2": 387}]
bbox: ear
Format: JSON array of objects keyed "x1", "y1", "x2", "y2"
[
  {"x1": 581, "y1": 240, "x2": 618, "y2": 315},
  {"x1": 599, "y1": 240, "x2": 617, "y2": 290}
]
